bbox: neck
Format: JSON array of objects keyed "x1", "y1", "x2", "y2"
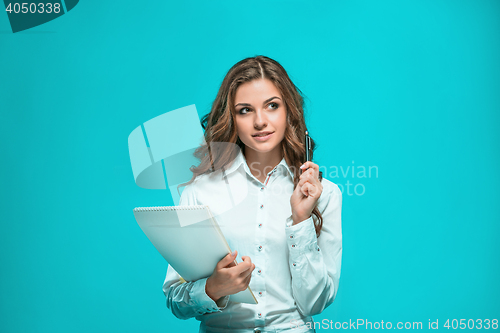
[{"x1": 244, "y1": 144, "x2": 283, "y2": 183}]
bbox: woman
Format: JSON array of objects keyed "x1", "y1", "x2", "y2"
[{"x1": 163, "y1": 55, "x2": 342, "y2": 333}]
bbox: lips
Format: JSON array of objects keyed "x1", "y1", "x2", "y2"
[
  {"x1": 252, "y1": 131, "x2": 274, "y2": 137},
  {"x1": 252, "y1": 131, "x2": 274, "y2": 142}
]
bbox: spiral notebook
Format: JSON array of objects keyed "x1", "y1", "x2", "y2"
[{"x1": 133, "y1": 205, "x2": 257, "y2": 304}]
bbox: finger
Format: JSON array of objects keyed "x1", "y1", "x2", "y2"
[
  {"x1": 299, "y1": 177, "x2": 320, "y2": 194},
  {"x1": 303, "y1": 165, "x2": 319, "y2": 180},
  {"x1": 298, "y1": 173, "x2": 317, "y2": 187},
  {"x1": 299, "y1": 165, "x2": 314, "y2": 175},
  {"x1": 298, "y1": 168, "x2": 313, "y2": 180},
  {"x1": 299, "y1": 169, "x2": 319, "y2": 186},
  {"x1": 218, "y1": 250, "x2": 237, "y2": 269},
  {"x1": 241, "y1": 256, "x2": 252, "y2": 264},
  {"x1": 236, "y1": 259, "x2": 254, "y2": 275},
  {"x1": 300, "y1": 161, "x2": 319, "y2": 175},
  {"x1": 301, "y1": 182, "x2": 310, "y2": 197},
  {"x1": 302, "y1": 182, "x2": 321, "y2": 198},
  {"x1": 236, "y1": 264, "x2": 253, "y2": 276},
  {"x1": 240, "y1": 263, "x2": 255, "y2": 278},
  {"x1": 241, "y1": 256, "x2": 253, "y2": 269},
  {"x1": 241, "y1": 271, "x2": 252, "y2": 289}
]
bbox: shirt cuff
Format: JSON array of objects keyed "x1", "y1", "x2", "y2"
[
  {"x1": 284, "y1": 216, "x2": 321, "y2": 289},
  {"x1": 285, "y1": 215, "x2": 319, "y2": 256},
  {"x1": 286, "y1": 215, "x2": 314, "y2": 230},
  {"x1": 286, "y1": 215, "x2": 294, "y2": 228},
  {"x1": 189, "y1": 278, "x2": 229, "y2": 314}
]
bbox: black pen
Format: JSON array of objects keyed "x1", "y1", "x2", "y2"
[
  {"x1": 305, "y1": 130, "x2": 311, "y2": 163},
  {"x1": 304, "y1": 130, "x2": 322, "y2": 181}
]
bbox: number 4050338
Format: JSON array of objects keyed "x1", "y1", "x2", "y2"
[{"x1": 6, "y1": 2, "x2": 61, "y2": 14}]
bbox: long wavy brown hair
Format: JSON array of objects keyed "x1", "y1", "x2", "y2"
[{"x1": 179, "y1": 55, "x2": 325, "y2": 237}]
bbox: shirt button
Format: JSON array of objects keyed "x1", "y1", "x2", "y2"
[
  {"x1": 293, "y1": 263, "x2": 297, "y2": 267},
  {"x1": 257, "y1": 269, "x2": 262, "y2": 274},
  {"x1": 260, "y1": 204, "x2": 264, "y2": 209},
  {"x1": 260, "y1": 187, "x2": 264, "y2": 191},
  {"x1": 258, "y1": 223, "x2": 263, "y2": 228},
  {"x1": 291, "y1": 244, "x2": 296, "y2": 248},
  {"x1": 258, "y1": 291, "x2": 263, "y2": 297},
  {"x1": 290, "y1": 235, "x2": 294, "y2": 239},
  {"x1": 258, "y1": 245, "x2": 263, "y2": 251},
  {"x1": 258, "y1": 313, "x2": 262, "y2": 318},
  {"x1": 255, "y1": 329, "x2": 261, "y2": 333}
]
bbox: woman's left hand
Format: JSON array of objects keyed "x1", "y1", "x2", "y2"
[{"x1": 290, "y1": 161, "x2": 323, "y2": 225}]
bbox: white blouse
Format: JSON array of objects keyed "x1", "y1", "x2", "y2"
[{"x1": 162, "y1": 149, "x2": 342, "y2": 333}]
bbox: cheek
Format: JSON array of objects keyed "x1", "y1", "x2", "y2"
[
  {"x1": 272, "y1": 110, "x2": 287, "y2": 133},
  {"x1": 235, "y1": 118, "x2": 250, "y2": 136}
]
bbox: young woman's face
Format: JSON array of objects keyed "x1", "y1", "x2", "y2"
[{"x1": 234, "y1": 79, "x2": 287, "y2": 156}]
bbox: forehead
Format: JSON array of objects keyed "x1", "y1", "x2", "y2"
[{"x1": 234, "y1": 79, "x2": 281, "y2": 102}]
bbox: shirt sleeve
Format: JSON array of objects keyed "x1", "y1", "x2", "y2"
[
  {"x1": 162, "y1": 181, "x2": 230, "y2": 319},
  {"x1": 284, "y1": 181, "x2": 342, "y2": 317}
]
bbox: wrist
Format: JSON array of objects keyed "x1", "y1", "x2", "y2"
[
  {"x1": 205, "y1": 278, "x2": 221, "y2": 302},
  {"x1": 292, "y1": 213, "x2": 310, "y2": 225}
]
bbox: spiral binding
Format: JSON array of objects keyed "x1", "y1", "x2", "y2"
[{"x1": 133, "y1": 205, "x2": 207, "y2": 212}]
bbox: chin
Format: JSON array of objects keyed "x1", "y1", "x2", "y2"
[{"x1": 247, "y1": 143, "x2": 279, "y2": 154}]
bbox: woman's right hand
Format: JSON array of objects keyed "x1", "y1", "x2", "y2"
[{"x1": 205, "y1": 250, "x2": 255, "y2": 302}]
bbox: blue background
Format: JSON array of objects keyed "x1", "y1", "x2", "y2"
[{"x1": 1, "y1": 0, "x2": 499, "y2": 331}]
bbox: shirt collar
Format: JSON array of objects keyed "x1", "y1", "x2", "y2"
[{"x1": 223, "y1": 149, "x2": 294, "y2": 180}]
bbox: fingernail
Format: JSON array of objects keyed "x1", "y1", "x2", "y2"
[
  {"x1": 231, "y1": 250, "x2": 236, "y2": 256},
  {"x1": 300, "y1": 164, "x2": 306, "y2": 169}
]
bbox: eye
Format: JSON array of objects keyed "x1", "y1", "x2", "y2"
[
  {"x1": 268, "y1": 102, "x2": 279, "y2": 110},
  {"x1": 238, "y1": 107, "x2": 251, "y2": 115}
]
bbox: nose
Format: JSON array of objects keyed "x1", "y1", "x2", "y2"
[{"x1": 254, "y1": 109, "x2": 267, "y2": 129}]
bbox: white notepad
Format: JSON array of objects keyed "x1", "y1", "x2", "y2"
[{"x1": 133, "y1": 205, "x2": 257, "y2": 304}]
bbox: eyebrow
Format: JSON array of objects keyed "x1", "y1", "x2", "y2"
[{"x1": 235, "y1": 96, "x2": 281, "y2": 108}]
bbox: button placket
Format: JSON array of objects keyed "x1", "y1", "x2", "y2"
[
  {"x1": 257, "y1": 180, "x2": 264, "y2": 228},
  {"x1": 263, "y1": 167, "x2": 277, "y2": 187},
  {"x1": 254, "y1": 176, "x2": 267, "y2": 319}
]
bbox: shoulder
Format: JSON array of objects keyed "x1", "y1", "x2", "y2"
[{"x1": 179, "y1": 170, "x2": 227, "y2": 205}]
